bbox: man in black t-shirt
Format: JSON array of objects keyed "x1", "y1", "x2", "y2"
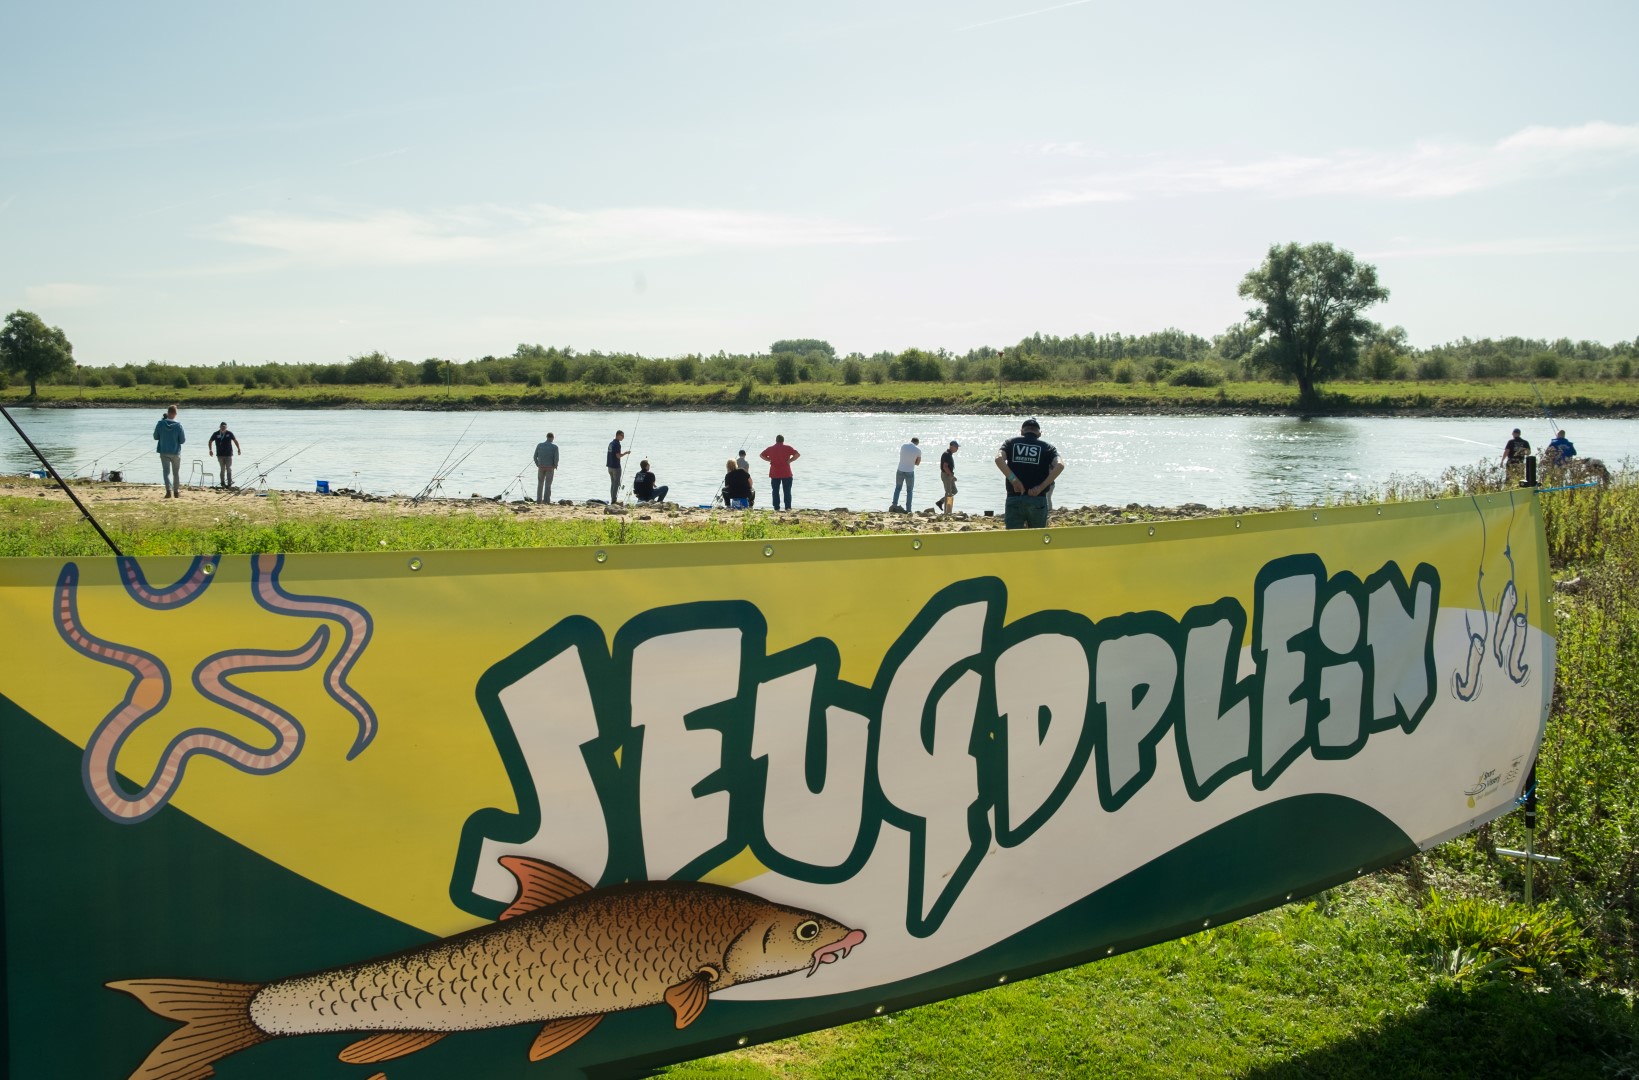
[
  {"x1": 937, "y1": 440, "x2": 959, "y2": 515},
  {"x1": 1502, "y1": 427, "x2": 1532, "y2": 485},
  {"x1": 632, "y1": 459, "x2": 669, "y2": 504},
  {"x1": 607, "y1": 430, "x2": 630, "y2": 503},
  {"x1": 207, "y1": 422, "x2": 241, "y2": 488},
  {"x1": 995, "y1": 418, "x2": 1064, "y2": 529}
]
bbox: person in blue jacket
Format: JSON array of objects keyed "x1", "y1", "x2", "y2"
[
  {"x1": 154, "y1": 405, "x2": 185, "y2": 498},
  {"x1": 1545, "y1": 429, "x2": 1578, "y2": 465}
]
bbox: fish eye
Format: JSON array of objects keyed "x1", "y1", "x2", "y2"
[{"x1": 795, "y1": 920, "x2": 820, "y2": 942}]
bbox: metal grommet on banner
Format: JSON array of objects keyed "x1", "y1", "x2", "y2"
[
  {"x1": 408, "y1": 558, "x2": 422, "y2": 572},
  {"x1": 997, "y1": 975, "x2": 1007, "y2": 984},
  {"x1": 912, "y1": 538, "x2": 922, "y2": 550},
  {"x1": 1148, "y1": 526, "x2": 1156, "y2": 536},
  {"x1": 736, "y1": 1036, "x2": 748, "y2": 1046},
  {"x1": 1312, "y1": 512, "x2": 1320, "y2": 521},
  {"x1": 874, "y1": 1005, "x2": 885, "y2": 1015},
  {"x1": 595, "y1": 550, "x2": 608, "y2": 563},
  {"x1": 201, "y1": 562, "x2": 215, "y2": 575},
  {"x1": 1234, "y1": 519, "x2": 1241, "y2": 528},
  {"x1": 1042, "y1": 535, "x2": 1051, "y2": 544},
  {"x1": 763, "y1": 545, "x2": 775, "y2": 558}
]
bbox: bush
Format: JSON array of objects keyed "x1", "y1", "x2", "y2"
[
  {"x1": 1416, "y1": 356, "x2": 1451, "y2": 380},
  {"x1": 1532, "y1": 354, "x2": 1562, "y2": 379},
  {"x1": 1167, "y1": 361, "x2": 1224, "y2": 387},
  {"x1": 171, "y1": 373, "x2": 190, "y2": 389},
  {"x1": 842, "y1": 359, "x2": 863, "y2": 385},
  {"x1": 1111, "y1": 360, "x2": 1136, "y2": 384}
]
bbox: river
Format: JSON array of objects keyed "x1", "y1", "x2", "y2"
[{"x1": 3, "y1": 407, "x2": 1635, "y2": 515}]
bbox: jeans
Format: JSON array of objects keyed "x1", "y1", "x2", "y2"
[
  {"x1": 215, "y1": 455, "x2": 233, "y2": 487},
  {"x1": 608, "y1": 467, "x2": 621, "y2": 503},
  {"x1": 770, "y1": 476, "x2": 793, "y2": 510},
  {"x1": 892, "y1": 469, "x2": 915, "y2": 509},
  {"x1": 1004, "y1": 494, "x2": 1049, "y2": 529},
  {"x1": 160, "y1": 453, "x2": 181, "y2": 494},
  {"x1": 637, "y1": 485, "x2": 669, "y2": 503},
  {"x1": 537, "y1": 467, "x2": 555, "y2": 503}
]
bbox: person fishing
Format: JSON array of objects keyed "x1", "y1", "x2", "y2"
[
  {"x1": 533, "y1": 432, "x2": 559, "y2": 503},
  {"x1": 154, "y1": 405, "x2": 185, "y2": 498},
  {"x1": 937, "y1": 440, "x2": 959, "y2": 515},
  {"x1": 723, "y1": 458, "x2": 753, "y2": 508},
  {"x1": 1502, "y1": 427, "x2": 1532, "y2": 484},
  {"x1": 631, "y1": 459, "x2": 669, "y2": 504},
  {"x1": 759, "y1": 434, "x2": 800, "y2": 510},
  {"x1": 606, "y1": 429, "x2": 631, "y2": 503},
  {"x1": 1544, "y1": 429, "x2": 1577, "y2": 465},
  {"x1": 207, "y1": 421, "x2": 241, "y2": 489}
]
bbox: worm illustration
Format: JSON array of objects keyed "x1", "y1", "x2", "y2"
[
  {"x1": 117, "y1": 554, "x2": 220, "y2": 609},
  {"x1": 54, "y1": 555, "x2": 378, "y2": 824},
  {"x1": 250, "y1": 554, "x2": 377, "y2": 757}
]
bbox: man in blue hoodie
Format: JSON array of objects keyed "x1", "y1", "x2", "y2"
[{"x1": 154, "y1": 405, "x2": 185, "y2": 498}]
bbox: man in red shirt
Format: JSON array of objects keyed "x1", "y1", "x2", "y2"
[{"x1": 759, "y1": 434, "x2": 801, "y2": 510}]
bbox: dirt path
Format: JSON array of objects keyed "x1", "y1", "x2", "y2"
[{"x1": 1, "y1": 476, "x2": 1268, "y2": 533}]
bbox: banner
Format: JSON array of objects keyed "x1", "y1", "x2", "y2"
[{"x1": 0, "y1": 494, "x2": 1553, "y2": 1078}]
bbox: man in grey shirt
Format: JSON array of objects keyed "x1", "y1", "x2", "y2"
[{"x1": 534, "y1": 432, "x2": 560, "y2": 503}]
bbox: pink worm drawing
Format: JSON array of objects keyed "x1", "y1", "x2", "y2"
[
  {"x1": 54, "y1": 555, "x2": 377, "y2": 824},
  {"x1": 250, "y1": 553, "x2": 376, "y2": 757}
]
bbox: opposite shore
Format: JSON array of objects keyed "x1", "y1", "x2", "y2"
[{"x1": 6, "y1": 378, "x2": 1639, "y2": 418}]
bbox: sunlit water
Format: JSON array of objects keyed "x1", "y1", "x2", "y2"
[{"x1": 4, "y1": 407, "x2": 1636, "y2": 516}]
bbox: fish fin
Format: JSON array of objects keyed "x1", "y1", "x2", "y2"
[
  {"x1": 107, "y1": 978, "x2": 269, "y2": 1080},
  {"x1": 498, "y1": 856, "x2": 593, "y2": 919},
  {"x1": 528, "y1": 1013, "x2": 604, "y2": 1061},
  {"x1": 338, "y1": 1031, "x2": 448, "y2": 1064},
  {"x1": 664, "y1": 969, "x2": 717, "y2": 1029}
]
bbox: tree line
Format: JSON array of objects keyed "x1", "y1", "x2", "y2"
[{"x1": 5, "y1": 245, "x2": 1637, "y2": 397}]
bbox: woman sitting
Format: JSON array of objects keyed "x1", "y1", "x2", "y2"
[{"x1": 723, "y1": 459, "x2": 753, "y2": 508}]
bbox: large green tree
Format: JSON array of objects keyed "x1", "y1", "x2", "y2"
[
  {"x1": 1237, "y1": 243, "x2": 1388, "y2": 402},
  {"x1": 0, "y1": 310, "x2": 76, "y2": 396}
]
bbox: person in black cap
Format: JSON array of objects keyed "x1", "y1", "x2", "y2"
[
  {"x1": 936, "y1": 439, "x2": 960, "y2": 515},
  {"x1": 995, "y1": 418, "x2": 1063, "y2": 529}
]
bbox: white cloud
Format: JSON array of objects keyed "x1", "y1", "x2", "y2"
[
  {"x1": 1019, "y1": 121, "x2": 1639, "y2": 207},
  {"x1": 23, "y1": 283, "x2": 106, "y2": 307},
  {"x1": 208, "y1": 204, "x2": 896, "y2": 266}
]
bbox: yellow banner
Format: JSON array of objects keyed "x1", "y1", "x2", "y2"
[{"x1": 0, "y1": 493, "x2": 1553, "y2": 1078}]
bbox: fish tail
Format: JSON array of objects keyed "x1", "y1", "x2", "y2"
[{"x1": 107, "y1": 978, "x2": 270, "y2": 1080}]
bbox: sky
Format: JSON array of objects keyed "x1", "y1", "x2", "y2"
[{"x1": 3, "y1": 0, "x2": 1637, "y2": 367}]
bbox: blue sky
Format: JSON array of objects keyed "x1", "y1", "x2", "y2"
[{"x1": 4, "y1": 0, "x2": 1636, "y2": 366}]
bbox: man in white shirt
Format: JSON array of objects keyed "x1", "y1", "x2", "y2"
[{"x1": 892, "y1": 437, "x2": 921, "y2": 512}]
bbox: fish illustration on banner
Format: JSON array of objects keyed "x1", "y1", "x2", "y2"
[{"x1": 111, "y1": 857, "x2": 863, "y2": 1078}]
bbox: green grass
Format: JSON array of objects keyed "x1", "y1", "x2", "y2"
[{"x1": 8, "y1": 378, "x2": 1639, "y2": 414}]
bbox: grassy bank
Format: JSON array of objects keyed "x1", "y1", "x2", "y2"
[
  {"x1": 2, "y1": 477, "x2": 1635, "y2": 1077},
  {"x1": 7, "y1": 378, "x2": 1639, "y2": 416}
]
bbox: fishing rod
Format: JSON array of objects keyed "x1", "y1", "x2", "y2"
[
  {"x1": 249, "y1": 442, "x2": 318, "y2": 492},
  {"x1": 428, "y1": 417, "x2": 477, "y2": 487},
  {"x1": 1530, "y1": 382, "x2": 1560, "y2": 443},
  {"x1": 620, "y1": 417, "x2": 641, "y2": 501},
  {"x1": 0, "y1": 404, "x2": 122, "y2": 556},
  {"x1": 415, "y1": 441, "x2": 485, "y2": 502},
  {"x1": 495, "y1": 464, "x2": 531, "y2": 502},
  {"x1": 70, "y1": 434, "x2": 142, "y2": 478}
]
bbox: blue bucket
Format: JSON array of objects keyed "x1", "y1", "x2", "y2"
[{"x1": 315, "y1": 480, "x2": 330, "y2": 494}]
